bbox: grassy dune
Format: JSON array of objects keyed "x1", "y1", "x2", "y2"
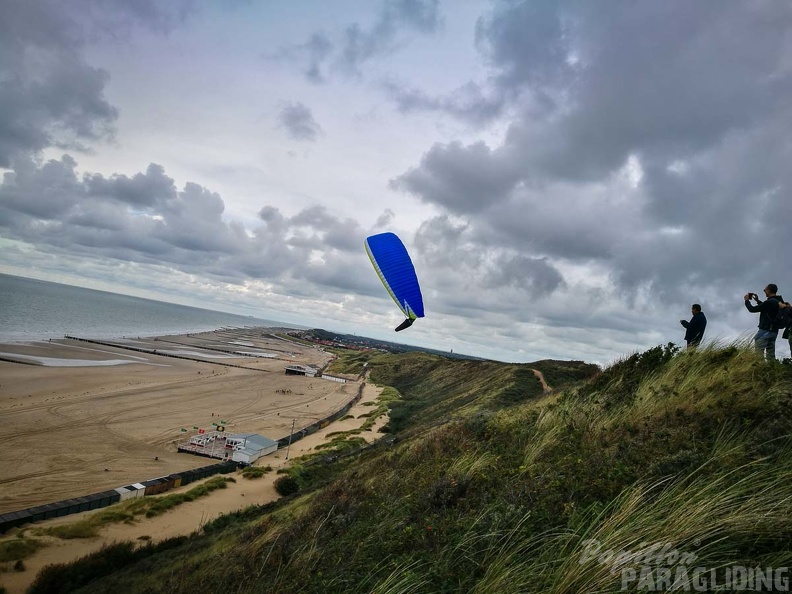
[{"x1": 26, "y1": 346, "x2": 792, "y2": 593}]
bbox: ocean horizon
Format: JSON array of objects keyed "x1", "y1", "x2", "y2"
[{"x1": 0, "y1": 273, "x2": 302, "y2": 342}]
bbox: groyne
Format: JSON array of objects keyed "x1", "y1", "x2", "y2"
[{"x1": 63, "y1": 336, "x2": 270, "y2": 372}]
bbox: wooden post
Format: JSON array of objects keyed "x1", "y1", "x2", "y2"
[{"x1": 285, "y1": 419, "x2": 296, "y2": 460}]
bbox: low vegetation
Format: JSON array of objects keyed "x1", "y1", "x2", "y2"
[
  {"x1": 19, "y1": 345, "x2": 792, "y2": 593},
  {"x1": 241, "y1": 465, "x2": 272, "y2": 479},
  {"x1": 28, "y1": 537, "x2": 191, "y2": 594},
  {"x1": 41, "y1": 477, "x2": 235, "y2": 539},
  {"x1": 0, "y1": 536, "x2": 41, "y2": 563}
]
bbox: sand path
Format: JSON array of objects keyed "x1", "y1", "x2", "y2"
[{"x1": 530, "y1": 368, "x2": 552, "y2": 393}]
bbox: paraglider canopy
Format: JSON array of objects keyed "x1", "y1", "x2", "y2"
[{"x1": 365, "y1": 232, "x2": 425, "y2": 331}]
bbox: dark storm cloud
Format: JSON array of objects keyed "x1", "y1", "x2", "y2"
[
  {"x1": 474, "y1": 0, "x2": 574, "y2": 96},
  {"x1": 383, "y1": 80, "x2": 505, "y2": 125},
  {"x1": 392, "y1": 0, "x2": 792, "y2": 309},
  {"x1": 0, "y1": 5, "x2": 117, "y2": 165},
  {"x1": 278, "y1": 103, "x2": 323, "y2": 142},
  {"x1": 391, "y1": 141, "x2": 520, "y2": 212},
  {"x1": 340, "y1": 0, "x2": 440, "y2": 75},
  {"x1": 85, "y1": 164, "x2": 177, "y2": 207},
  {"x1": 413, "y1": 215, "x2": 564, "y2": 298},
  {"x1": 0, "y1": 156, "x2": 373, "y2": 295},
  {"x1": 0, "y1": 0, "x2": 193, "y2": 166},
  {"x1": 484, "y1": 254, "x2": 565, "y2": 295},
  {"x1": 383, "y1": 0, "x2": 570, "y2": 123},
  {"x1": 276, "y1": 0, "x2": 441, "y2": 82},
  {"x1": 290, "y1": 206, "x2": 362, "y2": 251}
]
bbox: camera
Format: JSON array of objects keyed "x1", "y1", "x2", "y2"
[{"x1": 748, "y1": 293, "x2": 758, "y2": 300}]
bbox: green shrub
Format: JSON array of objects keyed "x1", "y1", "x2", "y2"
[
  {"x1": 576, "y1": 342, "x2": 681, "y2": 408},
  {"x1": 28, "y1": 537, "x2": 188, "y2": 594},
  {"x1": 274, "y1": 475, "x2": 300, "y2": 496}
]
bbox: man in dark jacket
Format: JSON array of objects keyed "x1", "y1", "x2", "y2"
[
  {"x1": 744, "y1": 284, "x2": 783, "y2": 360},
  {"x1": 680, "y1": 304, "x2": 707, "y2": 348}
]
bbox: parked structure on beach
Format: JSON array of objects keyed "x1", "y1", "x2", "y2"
[
  {"x1": 226, "y1": 433, "x2": 279, "y2": 464},
  {"x1": 283, "y1": 364, "x2": 348, "y2": 383},
  {"x1": 177, "y1": 431, "x2": 278, "y2": 465},
  {"x1": 285, "y1": 364, "x2": 319, "y2": 376}
]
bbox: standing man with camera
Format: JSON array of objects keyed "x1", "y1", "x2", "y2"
[
  {"x1": 680, "y1": 304, "x2": 707, "y2": 348},
  {"x1": 744, "y1": 284, "x2": 783, "y2": 360}
]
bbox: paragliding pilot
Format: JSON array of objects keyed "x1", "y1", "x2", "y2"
[{"x1": 395, "y1": 318, "x2": 414, "y2": 332}]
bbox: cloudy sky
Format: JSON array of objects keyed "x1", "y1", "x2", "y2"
[{"x1": 2, "y1": 0, "x2": 791, "y2": 364}]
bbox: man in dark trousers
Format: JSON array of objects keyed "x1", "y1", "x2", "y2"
[
  {"x1": 680, "y1": 304, "x2": 707, "y2": 348},
  {"x1": 744, "y1": 284, "x2": 783, "y2": 360}
]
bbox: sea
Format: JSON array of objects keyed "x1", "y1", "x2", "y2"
[{"x1": 0, "y1": 273, "x2": 300, "y2": 342}]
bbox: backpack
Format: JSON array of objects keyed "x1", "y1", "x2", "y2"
[{"x1": 771, "y1": 300, "x2": 792, "y2": 331}]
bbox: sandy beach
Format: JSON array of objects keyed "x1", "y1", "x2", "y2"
[
  {"x1": 0, "y1": 386, "x2": 387, "y2": 594},
  {"x1": 0, "y1": 328, "x2": 388, "y2": 593},
  {"x1": 0, "y1": 328, "x2": 362, "y2": 514}
]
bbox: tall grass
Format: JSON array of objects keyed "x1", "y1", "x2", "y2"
[{"x1": 361, "y1": 440, "x2": 792, "y2": 593}]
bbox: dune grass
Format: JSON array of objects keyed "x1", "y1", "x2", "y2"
[
  {"x1": 242, "y1": 465, "x2": 273, "y2": 479},
  {"x1": 0, "y1": 536, "x2": 42, "y2": 563}
]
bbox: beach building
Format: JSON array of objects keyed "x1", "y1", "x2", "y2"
[
  {"x1": 285, "y1": 364, "x2": 318, "y2": 377},
  {"x1": 114, "y1": 483, "x2": 146, "y2": 501},
  {"x1": 177, "y1": 430, "x2": 278, "y2": 463},
  {"x1": 226, "y1": 433, "x2": 279, "y2": 465}
]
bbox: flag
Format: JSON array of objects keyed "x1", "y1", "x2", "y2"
[{"x1": 180, "y1": 428, "x2": 187, "y2": 432}]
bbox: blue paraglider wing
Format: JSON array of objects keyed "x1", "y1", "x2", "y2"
[{"x1": 365, "y1": 233, "x2": 425, "y2": 322}]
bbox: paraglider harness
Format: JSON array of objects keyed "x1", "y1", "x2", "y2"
[{"x1": 395, "y1": 317, "x2": 415, "y2": 332}]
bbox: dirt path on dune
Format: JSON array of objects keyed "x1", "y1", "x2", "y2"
[{"x1": 530, "y1": 368, "x2": 552, "y2": 393}]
